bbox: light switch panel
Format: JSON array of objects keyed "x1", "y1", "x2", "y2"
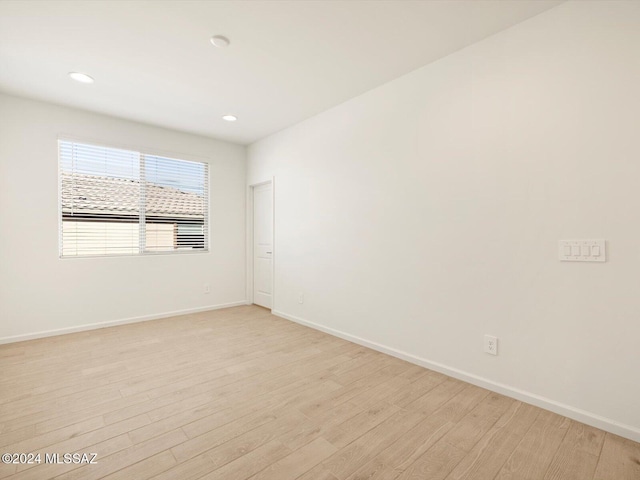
[{"x1": 559, "y1": 239, "x2": 606, "y2": 262}]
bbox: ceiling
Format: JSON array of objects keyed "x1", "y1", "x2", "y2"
[{"x1": 0, "y1": 0, "x2": 563, "y2": 145}]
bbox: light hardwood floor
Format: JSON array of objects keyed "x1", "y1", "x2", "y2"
[{"x1": 0, "y1": 305, "x2": 638, "y2": 480}]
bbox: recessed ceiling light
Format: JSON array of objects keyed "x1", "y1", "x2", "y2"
[
  {"x1": 210, "y1": 35, "x2": 230, "y2": 48},
  {"x1": 68, "y1": 72, "x2": 94, "y2": 84},
  {"x1": 222, "y1": 115, "x2": 237, "y2": 122}
]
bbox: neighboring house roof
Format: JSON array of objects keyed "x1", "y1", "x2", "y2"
[{"x1": 61, "y1": 173, "x2": 205, "y2": 220}]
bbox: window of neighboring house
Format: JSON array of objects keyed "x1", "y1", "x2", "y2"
[{"x1": 59, "y1": 140, "x2": 208, "y2": 257}]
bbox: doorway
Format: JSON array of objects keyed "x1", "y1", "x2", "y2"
[{"x1": 250, "y1": 181, "x2": 273, "y2": 309}]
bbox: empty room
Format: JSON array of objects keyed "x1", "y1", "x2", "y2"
[{"x1": 1, "y1": 0, "x2": 639, "y2": 479}]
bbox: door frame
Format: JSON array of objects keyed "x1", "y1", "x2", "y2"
[{"x1": 246, "y1": 178, "x2": 275, "y2": 310}]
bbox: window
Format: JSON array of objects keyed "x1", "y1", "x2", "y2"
[{"x1": 59, "y1": 140, "x2": 208, "y2": 257}]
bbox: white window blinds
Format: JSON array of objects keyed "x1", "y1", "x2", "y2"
[{"x1": 59, "y1": 140, "x2": 209, "y2": 257}]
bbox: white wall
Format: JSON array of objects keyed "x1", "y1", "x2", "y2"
[
  {"x1": 0, "y1": 94, "x2": 246, "y2": 341},
  {"x1": 248, "y1": 1, "x2": 640, "y2": 441}
]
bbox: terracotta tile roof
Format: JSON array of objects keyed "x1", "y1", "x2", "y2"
[{"x1": 61, "y1": 173, "x2": 205, "y2": 219}]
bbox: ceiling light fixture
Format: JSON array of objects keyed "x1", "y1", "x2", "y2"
[
  {"x1": 68, "y1": 72, "x2": 94, "y2": 84},
  {"x1": 222, "y1": 115, "x2": 237, "y2": 122},
  {"x1": 210, "y1": 35, "x2": 230, "y2": 48}
]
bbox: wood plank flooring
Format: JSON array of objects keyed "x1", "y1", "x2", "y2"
[{"x1": 0, "y1": 305, "x2": 638, "y2": 480}]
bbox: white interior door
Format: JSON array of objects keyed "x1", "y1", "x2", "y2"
[{"x1": 253, "y1": 183, "x2": 273, "y2": 308}]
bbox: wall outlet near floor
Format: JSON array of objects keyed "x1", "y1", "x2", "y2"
[
  {"x1": 298, "y1": 293, "x2": 304, "y2": 304},
  {"x1": 203, "y1": 283, "x2": 211, "y2": 294},
  {"x1": 484, "y1": 335, "x2": 498, "y2": 355}
]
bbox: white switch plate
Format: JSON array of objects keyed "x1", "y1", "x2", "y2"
[{"x1": 559, "y1": 239, "x2": 605, "y2": 262}]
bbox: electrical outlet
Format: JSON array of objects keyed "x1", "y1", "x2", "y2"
[
  {"x1": 203, "y1": 283, "x2": 210, "y2": 294},
  {"x1": 298, "y1": 293, "x2": 304, "y2": 304},
  {"x1": 484, "y1": 335, "x2": 498, "y2": 355}
]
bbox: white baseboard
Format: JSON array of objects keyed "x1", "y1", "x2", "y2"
[
  {"x1": 0, "y1": 301, "x2": 247, "y2": 345},
  {"x1": 273, "y1": 309, "x2": 640, "y2": 443}
]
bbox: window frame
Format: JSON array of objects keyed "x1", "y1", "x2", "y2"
[{"x1": 57, "y1": 136, "x2": 211, "y2": 259}]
